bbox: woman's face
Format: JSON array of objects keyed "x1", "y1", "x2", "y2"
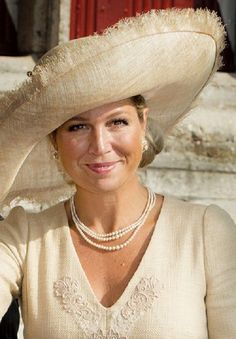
[{"x1": 53, "y1": 98, "x2": 148, "y2": 193}]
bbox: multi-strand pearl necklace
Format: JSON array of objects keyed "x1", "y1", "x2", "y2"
[{"x1": 70, "y1": 188, "x2": 156, "y2": 251}]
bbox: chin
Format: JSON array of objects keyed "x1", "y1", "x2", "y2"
[
  {"x1": 75, "y1": 174, "x2": 130, "y2": 194},
  {"x1": 90, "y1": 177, "x2": 126, "y2": 193},
  {"x1": 72, "y1": 163, "x2": 139, "y2": 193}
]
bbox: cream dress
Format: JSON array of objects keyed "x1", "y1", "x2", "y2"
[{"x1": 0, "y1": 197, "x2": 236, "y2": 338}]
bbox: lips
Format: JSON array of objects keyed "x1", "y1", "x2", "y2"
[{"x1": 86, "y1": 161, "x2": 118, "y2": 174}]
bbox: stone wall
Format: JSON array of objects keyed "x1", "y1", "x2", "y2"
[{"x1": 139, "y1": 72, "x2": 236, "y2": 221}]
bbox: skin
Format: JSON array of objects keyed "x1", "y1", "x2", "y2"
[
  {"x1": 52, "y1": 98, "x2": 164, "y2": 307},
  {"x1": 54, "y1": 99, "x2": 146, "y2": 194}
]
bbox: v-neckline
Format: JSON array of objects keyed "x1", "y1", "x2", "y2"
[{"x1": 59, "y1": 195, "x2": 167, "y2": 311}]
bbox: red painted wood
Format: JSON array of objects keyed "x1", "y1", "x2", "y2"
[
  {"x1": 96, "y1": 0, "x2": 134, "y2": 34},
  {"x1": 86, "y1": 0, "x2": 96, "y2": 36},
  {"x1": 77, "y1": 0, "x2": 86, "y2": 37},
  {"x1": 133, "y1": 0, "x2": 144, "y2": 14},
  {"x1": 143, "y1": 0, "x2": 152, "y2": 12},
  {"x1": 70, "y1": 0, "x2": 208, "y2": 39},
  {"x1": 123, "y1": 0, "x2": 133, "y2": 17},
  {"x1": 153, "y1": 0, "x2": 164, "y2": 9},
  {"x1": 174, "y1": 0, "x2": 194, "y2": 8}
]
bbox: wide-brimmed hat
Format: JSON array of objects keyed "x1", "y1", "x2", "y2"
[{"x1": 0, "y1": 8, "x2": 225, "y2": 217}]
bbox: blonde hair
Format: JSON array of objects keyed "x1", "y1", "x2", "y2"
[{"x1": 130, "y1": 95, "x2": 164, "y2": 168}]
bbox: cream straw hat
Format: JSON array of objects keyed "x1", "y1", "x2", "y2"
[{"x1": 0, "y1": 8, "x2": 225, "y2": 218}]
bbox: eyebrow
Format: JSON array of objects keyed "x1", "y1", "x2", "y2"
[{"x1": 67, "y1": 110, "x2": 127, "y2": 122}]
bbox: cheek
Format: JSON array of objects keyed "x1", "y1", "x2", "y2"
[
  {"x1": 57, "y1": 134, "x2": 86, "y2": 159},
  {"x1": 114, "y1": 130, "x2": 142, "y2": 156}
]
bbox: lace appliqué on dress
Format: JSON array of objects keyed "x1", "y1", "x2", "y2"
[
  {"x1": 91, "y1": 329, "x2": 126, "y2": 339},
  {"x1": 54, "y1": 277, "x2": 101, "y2": 334},
  {"x1": 112, "y1": 276, "x2": 162, "y2": 336},
  {"x1": 54, "y1": 276, "x2": 163, "y2": 338}
]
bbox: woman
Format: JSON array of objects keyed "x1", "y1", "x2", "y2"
[{"x1": 0, "y1": 8, "x2": 235, "y2": 339}]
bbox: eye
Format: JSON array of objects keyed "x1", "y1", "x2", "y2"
[
  {"x1": 68, "y1": 124, "x2": 88, "y2": 132},
  {"x1": 110, "y1": 118, "x2": 129, "y2": 127}
]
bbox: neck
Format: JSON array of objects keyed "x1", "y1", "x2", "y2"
[{"x1": 72, "y1": 178, "x2": 149, "y2": 234}]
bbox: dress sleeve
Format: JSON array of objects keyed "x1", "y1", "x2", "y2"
[
  {"x1": 0, "y1": 207, "x2": 28, "y2": 321},
  {"x1": 204, "y1": 205, "x2": 236, "y2": 338}
]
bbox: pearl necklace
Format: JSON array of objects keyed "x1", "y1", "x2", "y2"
[{"x1": 70, "y1": 188, "x2": 156, "y2": 251}]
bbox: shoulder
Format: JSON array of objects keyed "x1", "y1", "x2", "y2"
[
  {"x1": 0, "y1": 206, "x2": 29, "y2": 268},
  {"x1": 164, "y1": 195, "x2": 235, "y2": 223},
  {"x1": 203, "y1": 204, "x2": 236, "y2": 256},
  {"x1": 203, "y1": 204, "x2": 235, "y2": 231},
  {"x1": 0, "y1": 201, "x2": 67, "y2": 241},
  {"x1": 0, "y1": 206, "x2": 29, "y2": 243},
  {"x1": 163, "y1": 195, "x2": 207, "y2": 225},
  {"x1": 163, "y1": 196, "x2": 235, "y2": 237}
]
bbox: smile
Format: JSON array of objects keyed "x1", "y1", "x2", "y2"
[{"x1": 86, "y1": 162, "x2": 118, "y2": 174}]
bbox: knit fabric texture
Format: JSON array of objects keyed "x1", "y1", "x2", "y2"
[{"x1": 0, "y1": 196, "x2": 235, "y2": 338}]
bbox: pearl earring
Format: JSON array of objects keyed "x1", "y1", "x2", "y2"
[
  {"x1": 53, "y1": 150, "x2": 59, "y2": 160},
  {"x1": 142, "y1": 137, "x2": 148, "y2": 152}
]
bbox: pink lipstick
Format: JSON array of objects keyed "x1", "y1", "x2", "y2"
[{"x1": 86, "y1": 162, "x2": 118, "y2": 174}]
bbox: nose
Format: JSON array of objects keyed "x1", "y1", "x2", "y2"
[{"x1": 88, "y1": 127, "x2": 111, "y2": 155}]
